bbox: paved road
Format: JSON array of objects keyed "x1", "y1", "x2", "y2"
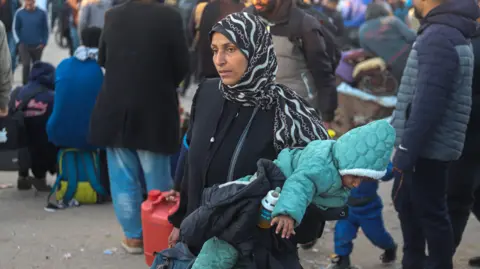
[{"x1": 1, "y1": 39, "x2": 479, "y2": 269}]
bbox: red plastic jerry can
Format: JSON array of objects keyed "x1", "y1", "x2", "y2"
[{"x1": 141, "y1": 190, "x2": 180, "y2": 266}]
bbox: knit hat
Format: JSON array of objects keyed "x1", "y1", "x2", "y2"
[{"x1": 332, "y1": 120, "x2": 396, "y2": 180}]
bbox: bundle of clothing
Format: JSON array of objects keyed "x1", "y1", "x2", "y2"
[
  {"x1": 179, "y1": 120, "x2": 395, "y2": 269},
  {"x1": 333, "y1": 49, "x2": 398, "y2": 136}
]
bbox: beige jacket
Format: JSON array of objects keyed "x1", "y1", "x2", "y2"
[{"x1": 0, "y1": 22, "x2": 12, "y2": 110}]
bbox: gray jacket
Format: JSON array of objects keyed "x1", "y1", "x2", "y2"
[
  {"x1": 78, "y1": 0, "x2": 112, "y2": 34},
  {"x1": 0, "y1": 22, "x2": 12, "y2": 110},
  {"x1": 391, "y1": 0, "x2": 477, "y2": 170}
]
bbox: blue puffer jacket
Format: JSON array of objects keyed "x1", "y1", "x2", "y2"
[{"x1": 392, "y1": 0, "x2": 479, "y2": 171}]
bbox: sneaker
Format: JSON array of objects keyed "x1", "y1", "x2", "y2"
[
  {"x1": 31, "y1": 178, "x2": 52, "y2": 192},
  {"x1": 327, "y1": 254, "x2": 351, "y2": 269},
  {"x1": 469, "y1": 256, "x2": 480, "y2": 267},
  {"x1": 17, "y1": 176, "x2": 32, "y2": 190},
  {"x1": 380, "y1": 244, "x2": 397, "y2": 264},
  {"x1": 300, "y1": 239, "x2": 317, "y2": 250},
  {"x1": 121, "y1": 238, "x2": 144, "y2": 254}
]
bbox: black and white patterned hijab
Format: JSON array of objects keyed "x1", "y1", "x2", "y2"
[{"x1": 210, "y1": 12, "x2": 329, "y2": 151}]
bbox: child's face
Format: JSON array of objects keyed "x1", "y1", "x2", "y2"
[{"x1": 341, "y1": 175, "x2": 364, "y2": 189}]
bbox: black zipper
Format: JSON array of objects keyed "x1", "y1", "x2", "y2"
[{"x1": 227, "y1": 106, "x2": 259, "y2": 182}]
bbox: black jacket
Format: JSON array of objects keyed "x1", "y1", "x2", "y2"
[
  {"x1": 180, "y1": 158, "x2": 348, "y2": 268},
  {"x1": 464, "y1": 32, "x2": 480, "y2": 156},
  {"x1": 89, "y1": 2, "x2": 189, "y2": 154},
  {"x1": 245, "y1": 3, "x2": 338, "y2": 122}
]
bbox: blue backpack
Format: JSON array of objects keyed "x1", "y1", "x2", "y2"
[{"x1": 46, "y1": 149, "x2": 109, "y2": 209}]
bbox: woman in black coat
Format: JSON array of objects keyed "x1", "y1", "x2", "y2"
[
  {"x1": 167, "y1": 12, "x2": 329, "y2": 268},
  {"x1": 88, "y1": 0, "x2": 189, "y2": 254}
]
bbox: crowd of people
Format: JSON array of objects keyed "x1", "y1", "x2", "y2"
[{"x1": 0, "y1": 0, "x2": 479, "y2": 268}]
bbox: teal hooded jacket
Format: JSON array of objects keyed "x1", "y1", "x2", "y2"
[{"x1": 191, "y1": 120, "x2": 396, "y2": 269}]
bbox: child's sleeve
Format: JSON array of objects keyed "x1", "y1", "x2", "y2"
[{"x1": 271, "y1": 168, "x2": 329, "y2": 226}]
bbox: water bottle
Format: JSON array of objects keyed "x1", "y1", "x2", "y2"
[{"x1": 258, "y1": 187, "x2": 281, "y2": 229}]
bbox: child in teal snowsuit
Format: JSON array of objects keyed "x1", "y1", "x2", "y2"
[{"x1": 191, "y1": 120, "x2": 396, "y2": 269}]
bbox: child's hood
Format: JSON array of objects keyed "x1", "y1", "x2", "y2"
[{"x1": 332, "y1": 120, "x2": 396, "y2": 180}]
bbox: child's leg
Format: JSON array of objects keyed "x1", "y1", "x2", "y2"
[
  {"x1": 334, "y1": 215, "x2": 360, "y2": 257},
  {"x1": 359, "y1": 214, "x2": 396, "y2": 251}
]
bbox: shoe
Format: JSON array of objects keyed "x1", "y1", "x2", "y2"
[
  {"x1": 327, "y1": 254, "x2": 351, "y2": 269},
  {"x1": 469, "y1": 256, "x2": 480, "y2": 267},
  {"x1": 380, "y1": 244, "x2": 397, "y2": 264},
  {"x1": 17, "y1": 176, "x2": 32, "y2": 190},
  {"x1": 31, "y1": 178, "x2": 52, "y2": 192},
  {"x1": 300, "y1": 239, "x2": 317, "y2": 250},
  {"x1": 121, "y1": 238, "x2": 144, "y2": 254}
]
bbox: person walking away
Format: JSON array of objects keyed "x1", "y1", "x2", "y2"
[
  {"x1": 196, "y1": 0, "x2": 244, "y2": 79},
  {"x1": 246, "y1": 0, "x2": 339, "y2": 127},
  {"x1": 78, "y1": 0, "x2": 111, "y2": 34},
  {"x1": 359, "y1": 2, "x2": 415, "y2": 83},
  {"x1": 89, "y1": 0, "x2": 189, "y2": 254},
  {"x1": 13, "y1": 0, "x2": 49, "y2": 85},
  {"x1": 0, "y1": 21, "x2": 11, "y2": 117},
  {"x1": 447, "y1": 5, "x2": 480, "y2": 266},
  {"x1": 67, "y1": 0, "x2": 80, "y2": 51},
  {"x1": 390, "y1": 0, "x2": 478, "y2": 268},
  {"x1": 13, "y1": 62, "x2": 56, "y2": 191},
  {"x1": 0, "y1": 0, "x2": 20, "y2": 71}
]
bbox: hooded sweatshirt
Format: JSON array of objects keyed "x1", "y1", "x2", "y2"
[
  {"x1": 392, "y1": 0, "x2": 479, "y2": 171},
  {"x1": 47, "y1": 47, "x2": 103, "y2": 150},
  {"x1": 11, "y1": 62, "x2": 55, "y2": 156},
  {"x1": 78, "y1": 0, "x2": 112, "y2": 34}
]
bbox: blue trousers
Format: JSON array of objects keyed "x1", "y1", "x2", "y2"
[
  {"x1": 69, "y1": 24, "x2": 80, "y2": 52},
  {"x1": 334, "y1": 211, "x2": 395, "y2": 256},
  {"x1": 6, "y1": 32, "x2": 16, "y2": 72},
  {"x1": 107, "y1": 148, "x2": 173, "y2": 239}
]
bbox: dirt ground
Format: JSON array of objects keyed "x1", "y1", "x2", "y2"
[{"x1": 0, "y1": 35, "x2": 478, "y2": 269}]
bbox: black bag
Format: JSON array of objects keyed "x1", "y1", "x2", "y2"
[{"x1": 0, "y1": 87, "x2": 46, "y2": 151}]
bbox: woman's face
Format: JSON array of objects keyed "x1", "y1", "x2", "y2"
[{"x1": 211, "y1": 32, "x2": 248, "y2": 86}]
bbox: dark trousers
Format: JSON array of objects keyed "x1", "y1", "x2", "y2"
[
  {"x1": 447, "y1": 154, "x2": 480, "y2": 250},
  {"x1": 393, "y1": 158, "x2": 453, "y2": 269},
  {"x1": 18, "y1": 146, "x2": 57, "y2": 179},
  {"x1": 18, "y1": 44, "x2": 44, "y2": 85}
]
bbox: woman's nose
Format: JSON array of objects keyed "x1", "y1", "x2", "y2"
[{"x1": 214, "y1": 51, "x2": 226, "y2": 67}]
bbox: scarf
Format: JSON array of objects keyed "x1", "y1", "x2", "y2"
[
  {"x1": 74, "y1": 46, "x2": 99, "y2": 61},
  {"x1": 211, "y1": 12, "x2": 329, "y2": 151}
]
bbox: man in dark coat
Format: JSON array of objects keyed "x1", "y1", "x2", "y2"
[
  {"x1": 88, "y1": 0, "x2": 189, "y2": 254},
  {"x1": 390, "y1": 0, "x2": 479, "y2": 268}
]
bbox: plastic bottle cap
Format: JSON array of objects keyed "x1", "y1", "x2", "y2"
[{"x1": 147, "y1": 190, "x2": 162, "y2": 201}]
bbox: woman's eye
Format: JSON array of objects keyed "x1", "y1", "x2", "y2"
[
  {"x1": 227, "y1": 47, "x2": 236, "y2": 53},
  {"x1": 212, "y1": 49, "x2": 218, "y2": 54}
]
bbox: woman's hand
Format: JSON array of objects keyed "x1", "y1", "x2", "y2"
[
  {"x1": 168, "y1": 227, "x2": 180, "y2": 247},
  {"x1": 164, "y1": 190, "x2": 179, "y2": 201},
  {"x1": 271, "y1": 215, "x2": 296, "y2": 239}
]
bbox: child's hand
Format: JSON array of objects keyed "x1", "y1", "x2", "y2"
[{"x1": 271, "y1": 215, "x2": 296, "y2": 239}]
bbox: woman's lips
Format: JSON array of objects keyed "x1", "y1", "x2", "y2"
[{"x1": 219, "y1": 71, "x2": 232, "y2": 77}]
